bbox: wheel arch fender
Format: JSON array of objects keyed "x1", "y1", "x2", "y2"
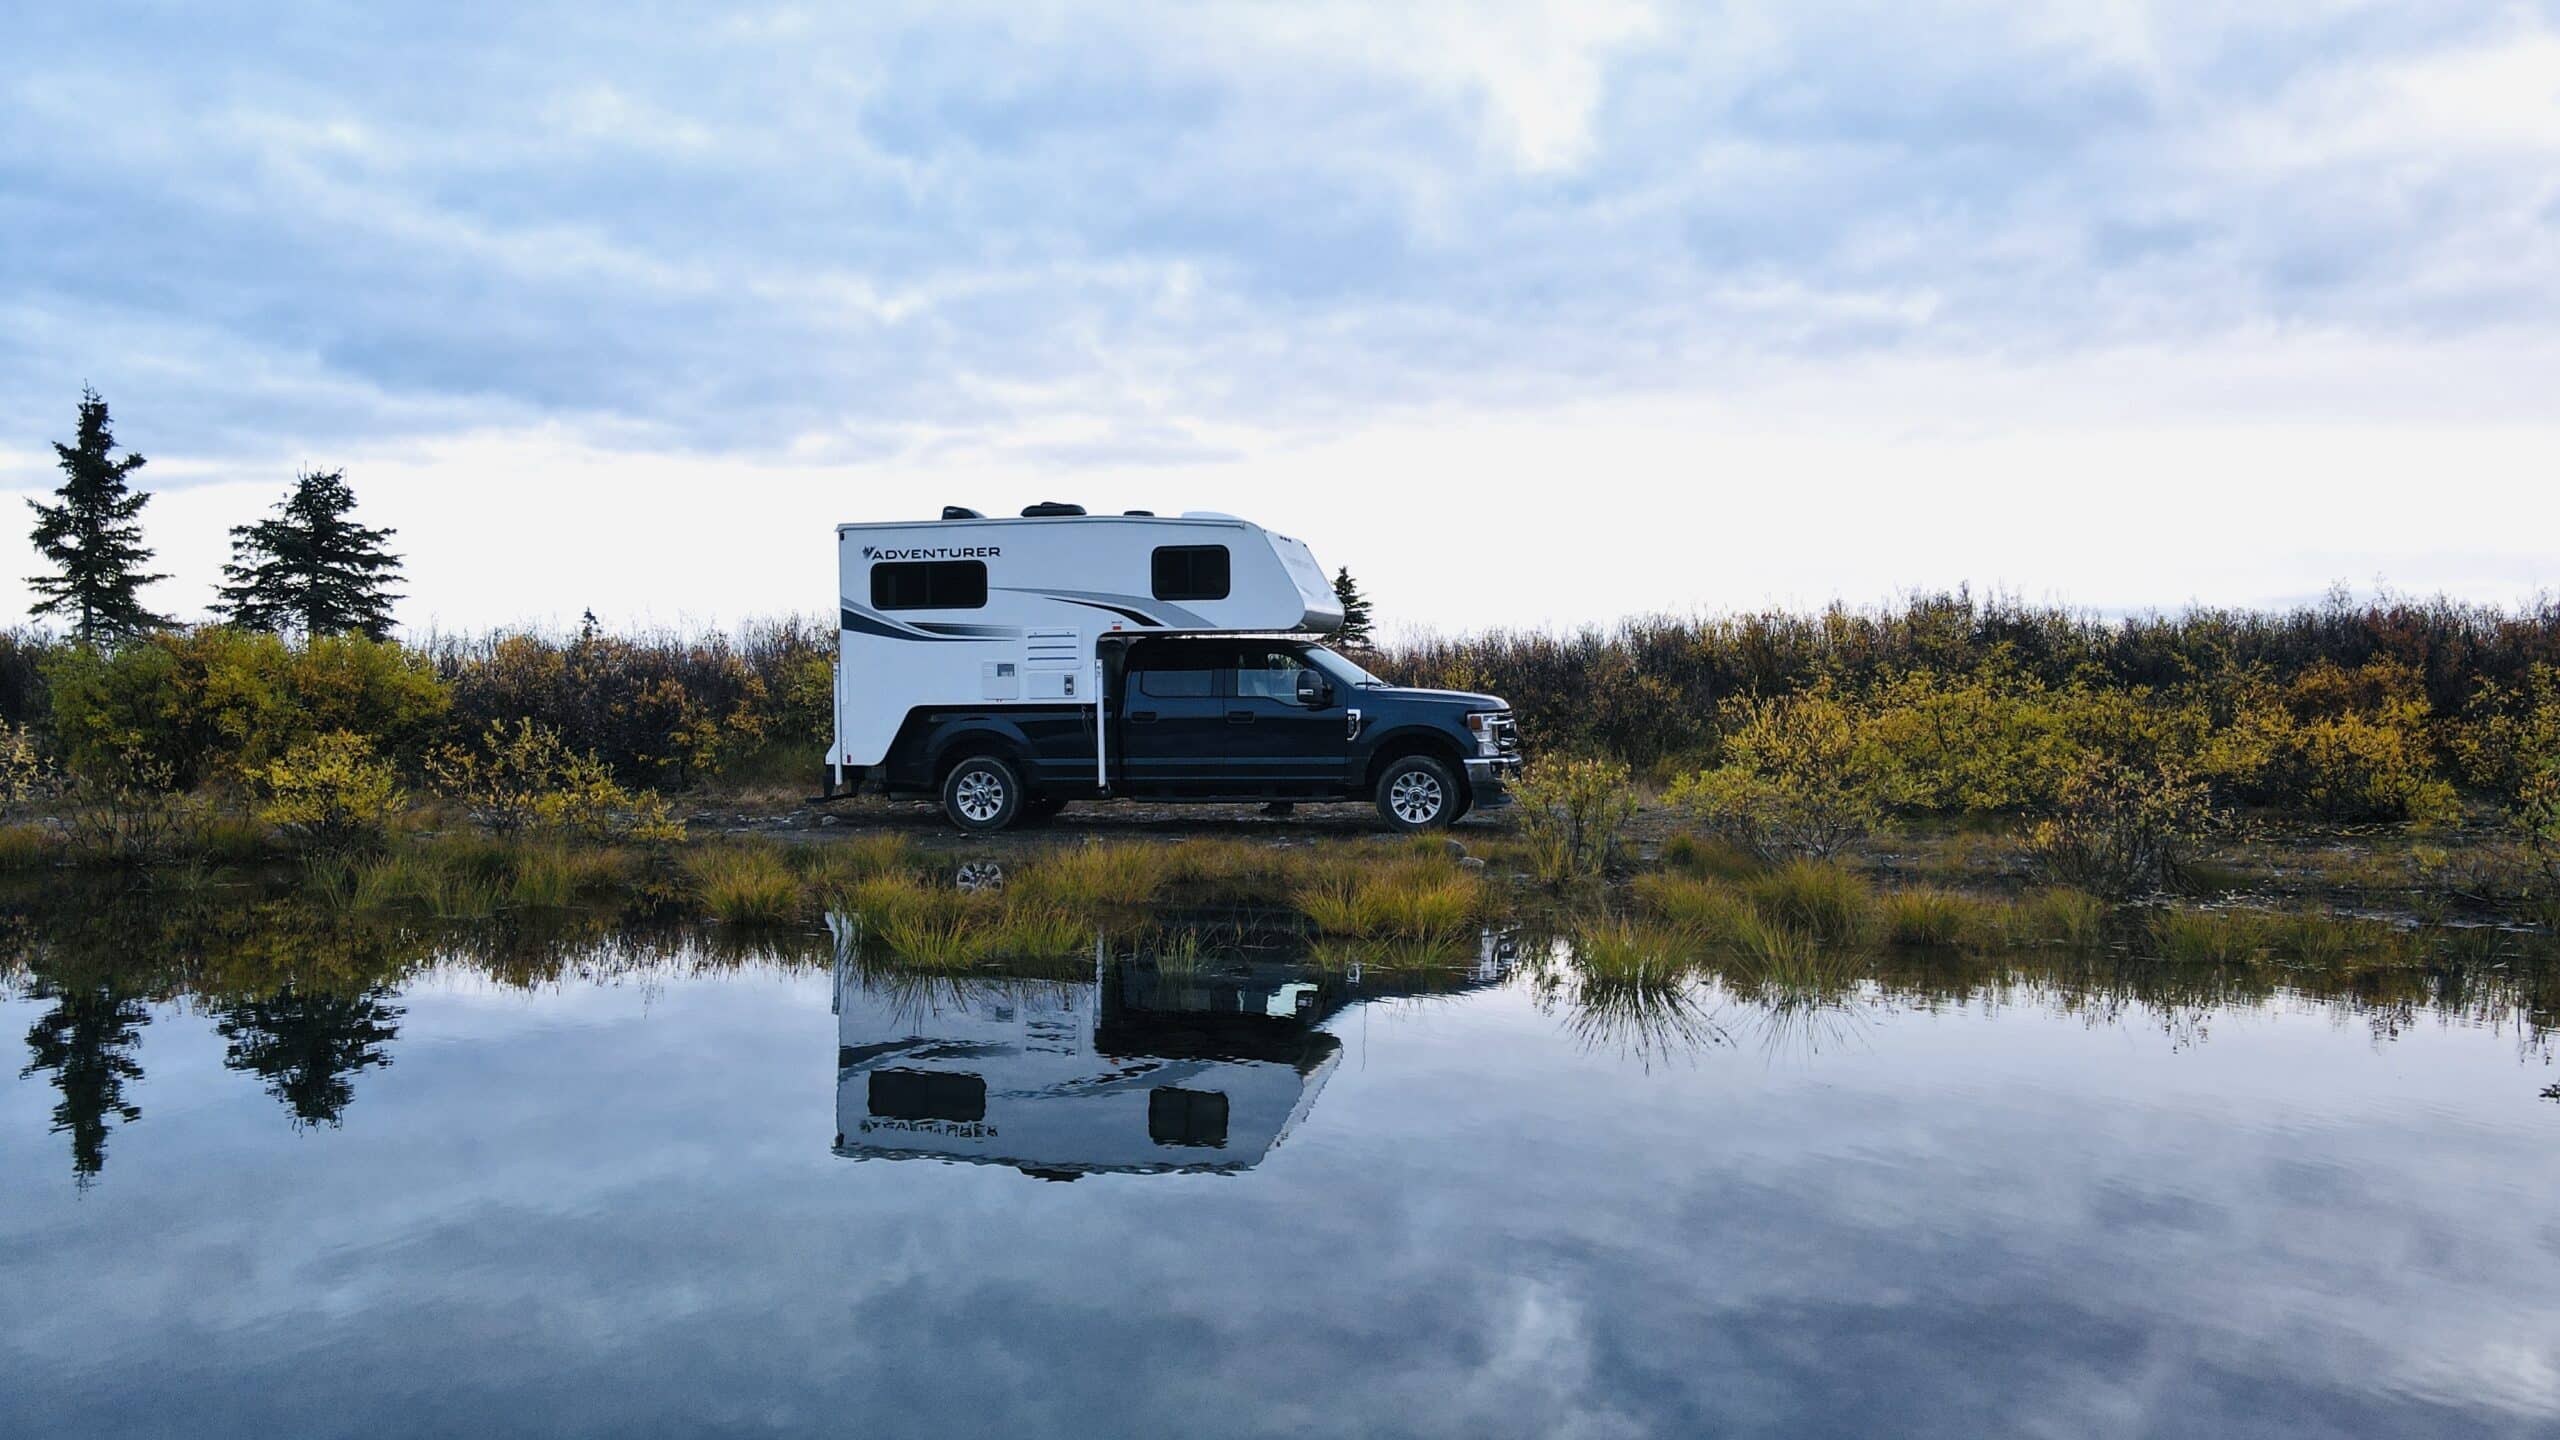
[
  {"x1": 925, "y1": 719, "x2": 1036, "y2": 784},
  {"x1": 1361, "y1": 727, "x2": 1472, "y2": 795}
]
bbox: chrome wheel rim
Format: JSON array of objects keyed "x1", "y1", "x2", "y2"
[
  {"x1": 1389, "y1": 771, "x2": 1445, "y2": 824},
  {"x1": 954, "y1": 769, "x2": 1007, "y2": 823}
]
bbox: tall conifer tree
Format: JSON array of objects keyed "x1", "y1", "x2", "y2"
[
  {"x1": 27, "y1": 388, "x2": 170, "y2": 642},
  {"x1": 215, "y1": 469, "x2": 404, "y2": 640},
  {"x1": 1332, "y1": 566, "x2": 1376, "y2": 649}
]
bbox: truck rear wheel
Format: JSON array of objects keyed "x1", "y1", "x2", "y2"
[
  {"x1": 1375, "y1": 755, "x2": 1460, "y2": 832},
  {"x1": 941, "y1": 754, "x2": 1024, "y2": 833}
]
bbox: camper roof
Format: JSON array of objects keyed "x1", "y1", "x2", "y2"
[{"x1": 836, "y1": 511, "x2": 1253, "y2": 534}]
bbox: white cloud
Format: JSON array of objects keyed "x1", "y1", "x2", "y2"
[{"x1": 3, "y1": 1, "x2": 2558, "y2": 630}]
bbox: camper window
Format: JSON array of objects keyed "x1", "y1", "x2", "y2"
[
  {"x1": 1150, "y1": 545, "x2": 1231, "y2": 602},
  {"x1": 872, "y1": 560, "x2": 988, "y2": 611}
]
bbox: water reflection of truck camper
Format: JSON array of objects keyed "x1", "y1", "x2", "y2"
[
  {"x1": 832, "y1": 959, "x2": 1342, "y2": 1178},
  {"x1": 829, "y1": 924, "x2": 1518, "y2": 1179}
]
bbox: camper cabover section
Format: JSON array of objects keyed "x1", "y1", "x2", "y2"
[{"x1": 832, "y1": 507, "x2": 1339, "y2": 777}]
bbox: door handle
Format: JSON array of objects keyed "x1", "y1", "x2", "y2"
[
  {"x1": 1128, "y1": 710, "x2": 1158, "y2": 723},
  {"x1": 1227, "y1": 710, "x2": 1255, "y2": 725}
]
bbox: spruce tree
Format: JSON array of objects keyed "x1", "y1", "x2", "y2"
[
  {"x1": 27, "y1": 388, "x2": 171, "y2": 642},
  {"x1": 1332, "y1": 566, "x2": 1376, "y2": 649},
  {"x1": 215, "y1": 469, "x2": 404, "y2": 640}
]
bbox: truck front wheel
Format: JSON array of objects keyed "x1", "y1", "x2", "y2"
[
  {"x1": 1375, "y1": 755, "x2": 1460, "y2": 832},
  {"x1": 941, "y1": 754, "x2": 1024, "y2": 833}
]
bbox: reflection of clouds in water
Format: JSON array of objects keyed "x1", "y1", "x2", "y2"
[{"x1": 6, "y1": 930, "x2": 2560, "y2": 1434}]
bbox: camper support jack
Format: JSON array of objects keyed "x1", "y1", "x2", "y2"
[{"x1": 1093, "y1": 657, "x2": 1111, "y2": 797}]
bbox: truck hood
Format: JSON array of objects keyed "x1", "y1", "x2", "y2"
[{"x1": 1357, "y1": 685, "x2": 1507, "y2": 711}]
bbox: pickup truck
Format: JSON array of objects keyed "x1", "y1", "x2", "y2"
[{"x1": 870, "y1": 637, "x2": 1522, "y2": 832}]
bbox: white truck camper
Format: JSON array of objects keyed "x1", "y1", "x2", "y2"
[{"x1": 826, "y1": 502, "x2": 1521, "y2": 832}]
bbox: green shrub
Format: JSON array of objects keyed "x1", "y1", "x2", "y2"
[
  {"x1": 44, "y1": 628, "x2": 448, "y2": 791},
  {"x1": 1512, "y1": 755, "x2": 1639, "y2": 883},
  {"x1": 1668, "y1": 689, "x2": 1892, "y2": 861},
  {"x1": 2024, "y1": 759, "x2": 2213, "y2": 900},
  {"x1": 0, "y1": 722, "x2": 62, "y2": 813}
]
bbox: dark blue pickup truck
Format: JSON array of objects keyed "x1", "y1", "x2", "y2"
[{"x1": 868, "y1": 636, "x2": 1522, "y2": 832}]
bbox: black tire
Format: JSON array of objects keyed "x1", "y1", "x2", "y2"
[
  {"x1": 941, "y1": 754, "x2": 1024, "y2": 833},
  {"x1": 1375, "y1": 754, "x2": 1461, "y2": 832}
]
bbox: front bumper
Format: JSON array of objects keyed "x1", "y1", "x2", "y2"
[{"x1": 1464, "y1": 755, "x2": 1523, "y2": 790}]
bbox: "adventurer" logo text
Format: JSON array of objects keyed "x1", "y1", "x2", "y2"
[{"x1": 862, "y1": 545, "x2": 1000, "y2": 561}]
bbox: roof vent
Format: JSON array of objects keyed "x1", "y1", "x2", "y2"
[
  {"x1": 1122, "y1": 509, "x2": 1156, "y2": 517},
  {"x1": 1021, "y1": 501, "x2": 1087, "y2": 517},
  {"x1": 941, "y1": 505, "x2": 986, "y2": 520}
]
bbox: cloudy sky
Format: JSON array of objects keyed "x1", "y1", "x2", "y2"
[{"x1": 3, "y1": 2, "x2": 2557, "y2": 637}]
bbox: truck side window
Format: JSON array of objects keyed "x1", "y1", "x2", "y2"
[
  {"x1": 1150, "y1": 545, "x2": 1230, "y2": 602},
  {"x1": 1231, "y1": 647, "x2": 1307, "y2": 701},
  {"x1": 1138, "y1": 648, "x2": 1221, "y2": 698},
  {"x1": 872, "y1": 560, "x2": 988, "y2": 610}
]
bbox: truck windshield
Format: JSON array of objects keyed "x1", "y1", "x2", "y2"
[{"x1": 1303, "y1": 646, "x2": 1383, "y2": 688}]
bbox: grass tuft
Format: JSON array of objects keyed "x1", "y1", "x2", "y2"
[
  {"x1": 794, "y1": 833, "x2": 920, "y2": 901},
  {"x1": 1662, "y1": 833, "x2": 1766, "y2": 882},
  {"x1": 1630, "y1": 873, "x2": 1754, "y2": 944},
  {"x1": 1013, "y1": 839, "x2": 1170, "y2": 910},
  {"x1": 1294, "y1": 850, "x2": 1484, "y2": 943},
  {"x1": 685, "y1": 843, "x2": 805, "y2": 926},
  {"x1": 2149, "y1": 907, "x2": 2267, "y2": 964},
  {"x1": 0, "y1": 822, "x2": 61, "y2": 870},
  {"x1": 2012, "y1": 887, "x2": 2107, "y2": 948},
  {"x1": 1877, "y1": 886, "x2": 1992, "y2": 948},
  {"x1": 1742, "y1": 859, "x2": 1871, "y2": 946},
  {"x1": 1570, "y1": 917, "x2": 1698, "y2": 985}
]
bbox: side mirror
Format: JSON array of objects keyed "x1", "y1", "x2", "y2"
[{"x1": 1295, "y1": 670, "x2": 1333, "y2": 708}]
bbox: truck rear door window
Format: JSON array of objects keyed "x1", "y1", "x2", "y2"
[
  {"x1": 1150, "y1": 545, "x2": 1230, "y2": 602},
  {"x1": 871, "y1": 560, "x2": 987, "y2": 610},
  {"x1": 1138, "y1": 648, "x2": 1222, "y2": 698}
]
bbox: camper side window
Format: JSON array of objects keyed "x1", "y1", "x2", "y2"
[
  {"x1": 1150, "y1": 545, "x2": 1231, "y2": 602},
  {"x1": 872, "y1": 560, "x2": 988, "y2": 610}
]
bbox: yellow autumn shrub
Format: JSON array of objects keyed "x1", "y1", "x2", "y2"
[
  {"x1": 253, "y1": 730, "x2": 406, "y2": 852},
  {"x1": 427, "y1": 719, "x2": 681, "y2": 843}
]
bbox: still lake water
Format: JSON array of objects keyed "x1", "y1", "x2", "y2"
[{"x1": 6, "y1": 913, "x2": 2560, "y2": 1439}]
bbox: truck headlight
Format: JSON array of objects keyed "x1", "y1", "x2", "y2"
[{"x1": 1465, "y1": 711, "x2": 1500, "y2": 756}]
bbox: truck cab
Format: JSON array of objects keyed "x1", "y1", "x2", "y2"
[{"x1": 883, "y1": 636, "x2": 1521, "y2": 832}]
